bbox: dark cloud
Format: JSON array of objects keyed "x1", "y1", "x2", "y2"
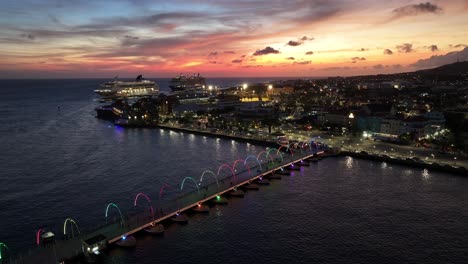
[
  {"x1": 351, "y1": 57, "x2": 366, "y2": 63},
  {"x1": 242, "y1": 65, "x2": 263, "y2": 68},
  {"x1": 209, "y1": 61, "x2": 218, "y2": 64},
  {"x1": 396, "y1": 43, "x2": 413, "y2": 53},
  {"x1": 294, "y1": 60, "x2": 311, "y2": 65},
  {"x1": 208, "y1": 51, "x2": 218, "y2": 56},
  {"x1": 286, "y1": 40, "x2": 302, "y2": 46},
  {"x1": 426, "y1": 45, "x2": 438, "y2": 52},
  {"x1": 358, "y1": 48, "x2": 368, "y2": 51},
  {"x1": 286, "y1": 57, "x2": 295, "y2": 60},
  {"x1": 124, "y1": 35, "x2": 139, "y2": 40},
  {"x1": 392, "y1": 2, "x2": 442, "y2": 19},
  {"x1": 384, "y1": 49, "x2": 393, "y2": 55},
  {"x1": 373, "y1": 64, "x2": 384, "y2": 69},
  {"x1": 305, "y1": 51, "x2": 314, "y2": 55},
  {"x1": 410, "y1": 47, "x2": 468, "y2": 68},
  {"x1": 241, "y1": 55, "x2": 246, "y2": 58},
  {"x1": 392, "y1": 64, "x2": 402, "y2": 69},
  {"x1": 224, "y1": 51, "x2": 236, "y2": 54},
  {"x1": 232, "y1": 59, "x2": 242, "y2": 63},
  {"x1": 253, "y1": 46, "x2": 280, "y2": 56},
  {"x1": 300, "y1": 36, "x2": 314, "y2": 41},
  {"x1": 450, "y1": 44, "x2": 467, "y2": 49},
  {"x1": 322, "y1": 66, "x2": 351, "y2": 71},
  {"x1": 286, "y1": 35, "x2": 314, "y2": 47}
]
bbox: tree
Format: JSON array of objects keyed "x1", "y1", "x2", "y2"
[{"x1": 261, "y1": 117, "x2": 281, "y2": 134}]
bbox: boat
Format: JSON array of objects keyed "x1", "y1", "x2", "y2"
[
  {"x1": 115, "y1": 235, "x2": 136, "y2": 247},
  {"x1": 94, "y1": 75, "x2": 159, "y2": 98},
  {"x1": 170, "y1": 212, "x2": 189, "y2": 223},
  {"x1": 193, "y1": 203, "x2": 210, "y2": 213},
  {"x1": 169, "y1": 73, "x2": 206, "y2": 91},
  {"x1": 229, "y1": 188, "x2": 245, "y2": 197},
  {"x1": 256, "y1": 177, "x2": 270, "y2": 185},
  {"x1": 144, "y1": 223, "x2": 164, "y2": 235}
]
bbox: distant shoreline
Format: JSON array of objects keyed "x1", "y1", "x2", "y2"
[{"x1": 151, "y1": 124, "x2": 468, "y2": 176}]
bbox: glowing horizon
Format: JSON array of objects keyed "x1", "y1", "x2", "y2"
[{"x1": 1, "y1": 0, "x2": 468, "y2": 78}]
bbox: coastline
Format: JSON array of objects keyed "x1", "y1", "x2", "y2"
[
  {"x1": 156, "y1": 124, "x2": 280, "y2": 149},
  {"x1": 153, "y1": 124, "x2": 467, "y2": 176},
  {"x1": 339, "y1": 151, "x2": 467, "y2": 176}
]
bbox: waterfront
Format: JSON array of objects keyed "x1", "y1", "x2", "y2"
[{"x1": 1, "y1": 80, "x2": 467, "y2": 263}]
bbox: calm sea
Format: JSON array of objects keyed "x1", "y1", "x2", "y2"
[{"x1": 0, "y1": 79, "x2": 467, "y2": 263}]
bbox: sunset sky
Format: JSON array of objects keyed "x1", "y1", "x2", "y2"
[{"x1": 1, "y1": 0, "x2": 468, "y2": 78}]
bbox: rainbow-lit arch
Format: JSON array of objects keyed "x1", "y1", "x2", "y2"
[
  {"x1": 105, "y1": 203, "x2": 124, "y2": 226},
  {"x1": 244, "y1": 155, "x2": 263, "y2": 172},
  {"x1": 63, "y1": 218, "x2": 80, "y2": 236},
  {"x1": 134, "y1": 192, "x2": 154, "y2": 217},
  {"x1": 180, "y1": 177, "x2": 200, "y2": 192},
  {"x1": 199, "y1": 170, "x2": 219, "y2": 188},
  {"x1": 233, "y1": 159, "x2": 251, "y2": 176}
]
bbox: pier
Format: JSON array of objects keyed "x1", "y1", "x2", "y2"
[{"x1": 3, "y1": 142, "x2": 327, "y2": 264}]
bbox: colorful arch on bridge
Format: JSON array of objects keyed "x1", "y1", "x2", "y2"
[
  {"x1": 134, "y1": 192, "x2": 154, "y2": 217},
  {"x1": 244, "y1": 155, "x2": 263, "y2": 172},
  {"x1": 299, "y1": 141, "x2": 308, "y2": 151},
  {"x1": 36, "y1": 229, "x2": 44, "y2": 245},
  {"x1": 63, "y1": 218, "x2": 80, "y2": 236},
  {"x1": 0, "y1": 242, "x2": 8, "y2": 260},
  {"x1": 105, "y1": 203, "x2": 124, "y2": 226},
  {"x1": 199, "y1": 170, "x2": 219, "y2": 188},
  {"x1": 277, "y1": 145, "x2": 294, "y2": 156},
  {"x1": 256, "y1": 150, "x2": 274, "y2": 164},
  {"x1": 217, "y1": 163, "x2": 238, "y2": 183},
  {"x1": 287, "y1": 142, "x2": 299, "y2": 152},
  {"x1": 233, "y1": 159, "x2": 251, "y2": 176},
  {"x1": 267, "y1": 147, "x2": 284, "y2": 162},
  {"x1": 180, "y1": 177, "x2": 200, "y2": 193},
  {"x1": 309, "y1": 137, "x2": 326, "y2": 151}
]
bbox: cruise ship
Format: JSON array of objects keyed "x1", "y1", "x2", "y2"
[
  {"x1": 94, "y1": 75, "x2": 159, "y2": 98},
  {"x1": 169, "y1": 73, "x2": 206, "y2": 91}
]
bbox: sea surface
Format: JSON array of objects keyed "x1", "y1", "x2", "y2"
[{"x1": 0, "y1": 79, "x2": 467, "y2": 263}]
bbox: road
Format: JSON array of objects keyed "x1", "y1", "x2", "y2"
[{"x1": 163, "y1": 123, "x2": 468, "y2": 169}]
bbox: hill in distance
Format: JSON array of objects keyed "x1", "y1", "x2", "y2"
[{"x1": 415, "y1": 60, "x2": 468, "y2": 76}]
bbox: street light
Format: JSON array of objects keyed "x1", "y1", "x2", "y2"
[
  {"x1": 243, "y1": 83, "x2": 248, "y2": 90},
  {"x1": 268, "y1": 84, "x2": 273, "y2": 90},
  {"x1": 348, "y1": 113, "x2": 354, "y2": 119}
]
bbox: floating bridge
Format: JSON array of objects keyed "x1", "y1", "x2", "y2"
[{"x1": 3, "y1": 141, "x2": 327, "y2": 264}]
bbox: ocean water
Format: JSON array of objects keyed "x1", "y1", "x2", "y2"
[{"x1": 0, "y1": 79, "x2": 467, "y2": 263}]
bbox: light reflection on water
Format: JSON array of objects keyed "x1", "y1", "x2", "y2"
[
  {"x1": 381, "y1": 161, "x2": 387, "y2": 169},
  {"x1": 345, "y1": 156, "x2": 354, "y2": 169},
  {"x1": 422, "y1": 168, "x2": 430, "y2": 180},
  {"x1": 403, "y1": 169, "x2": 414, "y2": 176}
]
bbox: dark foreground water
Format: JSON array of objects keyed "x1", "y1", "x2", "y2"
[{"x1": 0, "y1": 80, "x2": 467, "y2": 263}]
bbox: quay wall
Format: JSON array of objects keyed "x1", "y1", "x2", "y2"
[
  {"x1": 153, "y1": 125, "x2": 466, "y2": 176},
  {"x1": 339, "y1": 151, "x2": 467, "y2": 176}
]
